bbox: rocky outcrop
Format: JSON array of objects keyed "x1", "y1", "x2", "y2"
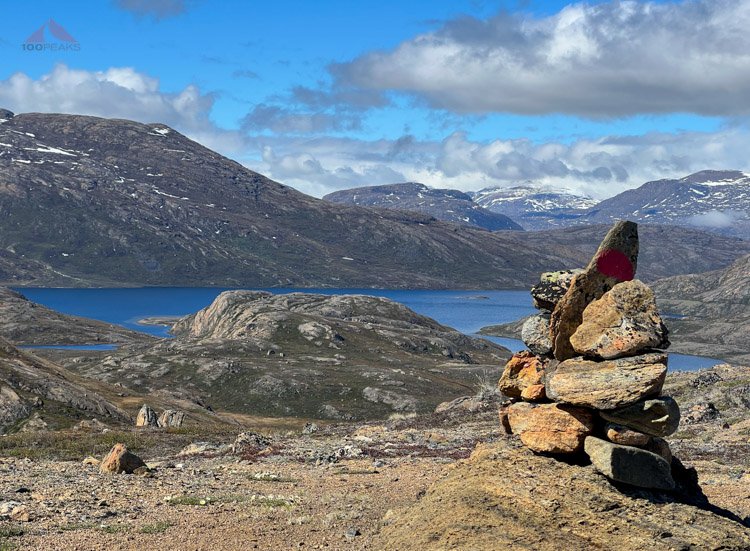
[
  {"x1": 375, "y1": 442, "x2": 750, "y2": 550},
  {"x1": 99, "y1": 443, "x2": 146, "y2": 474},
  {"x1": 0, "y1": 385, "x2": 31, "y2": 432}
]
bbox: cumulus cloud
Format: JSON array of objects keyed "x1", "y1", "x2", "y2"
[
  {"x1": 246, "y1": 125, "x2": 750, "y2": 198},
  {"x1": 114, "y1": 0, "x2": 190, "y2": 20},
  {"x1": 330, "y1": 0, "x2": 750, "y2": 117},
  {"x1": 0, "y1": 64, "x2": 244, "y2": 155}
]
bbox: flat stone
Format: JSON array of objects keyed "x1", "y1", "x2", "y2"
[
  {"x1": 530, "y1": 270, "x2": 581, "y2": 311},
  {"x1": 498, "y1": 351, "x2": 546, "y2": 399},
  {"x1": 508, "y1": 402, "x2": 594, "y2": 454},
  {"x1": 550, "y1": 221, "x2": 639, "y2": 360},
  {"x1": 100, "y1": 443, "x2": 146, "y2": 474},
  {"x1": 521, "y1": 313, "x2": 553, "y2": 356},
  {"x1": 570, "y1": 280, "x2": 669, "y2": 359},
  {"x1": 584, "y1": 436, "x2": 675, "y2": 490},
  {"x1": 605, "y1": 423, "x2": 651, "y2": 447},
  {"x1": 546, "y1": 352, "x2": 667, "y2": 409},
  {"x1": 600, "y1": 396, "x2": 681, "y2": 437}
]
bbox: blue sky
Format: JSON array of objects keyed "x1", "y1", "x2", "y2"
[{"x1": 1, "y1": 0, "x2": 748, "y2": 198}]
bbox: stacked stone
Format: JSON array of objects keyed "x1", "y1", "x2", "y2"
[{"x1": 498, "y1": 221, "x2": 681, "y2": 491}]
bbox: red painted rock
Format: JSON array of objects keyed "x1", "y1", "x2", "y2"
[{"x1": 549, "y1": 221, "x2": 639, "y2": 360}]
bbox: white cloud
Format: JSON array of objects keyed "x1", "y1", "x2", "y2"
[
  {"x1": 331, "y1": 0, "x2": 750, "y2": 117},
  {"x1": 687, "y1": 209, "x2": 748, "y2": 228},
  {"x1": 0, "y1": 64, "x2": 244, "y2": 155},
  {"x1": 247, "y1": 125, "x2": 750, "y2": 198}
]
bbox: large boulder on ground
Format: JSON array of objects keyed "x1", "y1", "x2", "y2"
[
  {"x1": 135, "y1": 404, "x2": 158, "y2": 427},
  {"x1": 497, "y1": 351, "x2": 545, "y2": 398},
  {"x1": 375, "y1": 442, "x2": 750, "y2": 550},
  {"x1": 550, "y1": 221, "x2": 639, "y2": 360},
  {"x1": 507, "y1": 402, "x2": 594, "y2": 454},
  {"x1": 600, "y1": 396, "x2": 681, "y2": 437},
  {"x1": 100, "y1": 443, "x2": 146, "y2": 474},
  {"x1": 521, "y1": 313, "x2": 553, "y2": 356},
  {"x1": 570, "y1": 280, "x2": 669, "y2": 359},
  {"x1": 584, "y1": 436, "x2": 675, "y2": 490},
  {"x1": 546, "y1": 352, "x2": 667, "y2": 409}
]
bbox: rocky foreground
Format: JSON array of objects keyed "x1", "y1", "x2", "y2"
[{"x1": 1, "y1": 363, "x2": 749, "y2": 550}]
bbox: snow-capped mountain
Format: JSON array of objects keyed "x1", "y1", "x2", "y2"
[
  {"x1": 471, "y1": 184, "x2": 598, "y2": 230},
  {"x1": 580, "y1": 170, "x2": 750, "y2": 239},
  {"x1": 323, "y1": 182, "x2": 523, "y2": 231}
]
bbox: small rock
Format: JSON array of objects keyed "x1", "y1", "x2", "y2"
[
  {"x1": 600, "y1": 396, "x2": 681, "y2": 437},
  {"x1": 345, "y1": 527, "x2": 361, "y2": 540},
  {"x1": 530, "y1": 270, "x2": 581, "y2": 311},
  {"x1": 135, "y1": 404, "x2": 158, "y2": 427},
  {"x1": 498, "y1": 351, "x2": 545, "y2": 399},
  {"x1": 570, "y1": 280, "x2": 669, "y2": 359},
  {"x1": 521, "y1": 313, "x2": 553, "y2": 356},
  {"x1": 605, "y1": 423, "x2": 651, "y2": 447},
  {"x1": 178, "y1": 442, "x2": 230, "y2": 456},
  {"x1": 507, "y1": 402, "x2": 594, "y2": 454},
  {"x1": 10, "y1": 504, "x2": 30, "y2": 522},
  {"x1": 584, "y1": 436, "x2": 675, "y2": 491},
  {"x1": 100, "y1": 443, "x2": 147, "y2": 474},
  {"x1": 232, "y1": 432, "x2": 272, "y2": 454},
  {"x1": 302, "y1": 422, "x2": 319, "y2": 435},
  {"x1": 520, "y1": 384, "x2": 546, "y2": 402},
  {"x1": 497, "y1": 406, "x2": 512, "y2": 435},
  {"x1": 546, "y1": 352, "x2": 667, "y2": 409}
]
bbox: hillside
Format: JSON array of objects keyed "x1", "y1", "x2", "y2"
[
  {"x1": 652, "y1": 254, "x2": 750, "y2": 363},
  {"x1": 323, "y1": 182, "x2": 522, "y2": 231},
  {"x1": 580, "y1": 170, "x2": 750, "y2": 239},
  {"x1": 56, "y1": 291, "x2": 510, "y2": 420},
  {"x1": 2, "y1": 111, "x2": 749, "y2": 289}
]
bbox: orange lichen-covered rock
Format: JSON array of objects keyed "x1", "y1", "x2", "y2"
[
  {"x1": 507, "y1": 402, "x2": 594, "y2": 454},
  {"x1": 498, "y1": 351, "x2": 545, "y2": 398}
]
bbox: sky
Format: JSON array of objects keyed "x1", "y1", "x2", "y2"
[{"x1": 1, "y1": 0, "x2": 750, "y2": 199}]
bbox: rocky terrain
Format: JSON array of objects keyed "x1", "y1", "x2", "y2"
[
  {"x1": 651, "y1": 254, "x2": 750, "y2": 364},
  {"x1": 37, "y1": 291, "x2": 510, "y2": 421},
  {"x1": 471, "y1": 184, "x2": 597, "y2": 230},
  {"x1": 323, "y1": 182, "x2": 523, "y2": 231},
  {"x1": 0, "y1": 362, "x2": 749, "y2": 550},
  {"x1": 1, "y1": 110, "x2": 749, "y2": 289}
]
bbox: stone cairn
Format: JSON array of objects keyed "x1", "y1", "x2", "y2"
[{"x1": 498, "y1": 221, "x2": 681, "y2": 490}]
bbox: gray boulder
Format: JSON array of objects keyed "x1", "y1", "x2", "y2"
[
  {"x1": 521, "y1": 313, "x2": 553, "y2": 356},
  {"x1": 600, "y1": 396, "x2": 681, "y2": 437},
  {"x1": 584, "y1": 436, "x2": 675, "y2": 490},
  {"x1": 157, "y1": 409, "x2": 185, "y2": 428},
  {"x1": 135, "y1": 404, "x2": 158, "y2": 427}
]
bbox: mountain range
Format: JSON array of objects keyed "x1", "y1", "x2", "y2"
[
  {"x1": 1, "y1": 109, "x2": 749, "y2": 289},
  {"x1": 323, "y1": 182, "x2": 522, "y2": 231}
]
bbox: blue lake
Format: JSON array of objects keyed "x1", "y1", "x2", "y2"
[{"x1": 16, "y1": 287, "x2": 722, "y2": 372}]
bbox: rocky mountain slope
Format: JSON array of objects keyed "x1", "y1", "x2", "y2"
[
  {"x1": 323, "y1": 182, "x2": 522, "y2": 231},
  {"x1": 580, "y1": 170, "x2": 750, "y2": 239},
  {"x1": 652, "y1": 254, "x2": 750, "y2": 363},
  {"x1": 0, "y1": 109, "x2": 588, "y2": 289},
  {"x1": 2, "y1": 110, "x2": 748, "y2": 289},
  {"x1": 0, "y1": 336, "x2": 129, "y2": 433},
  {"x1": 471, "y1": 184, "x2": 597, "y2": 230},
  {"x1": 57, "y1": 291, "x2": 510, "y2": 420},
  {"x1": 0, "y1": 287, "x2": 152, "y2": 346}
]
